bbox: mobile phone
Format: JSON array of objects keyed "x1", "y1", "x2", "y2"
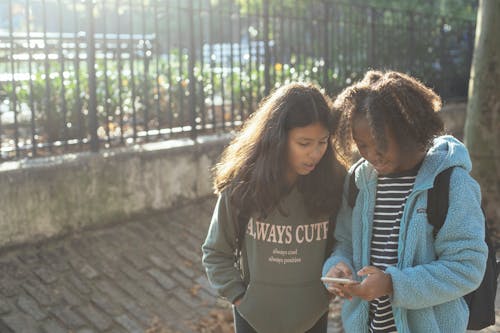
[{"x1": 320, "y1": 276, "x2": 359, "y2": 285}]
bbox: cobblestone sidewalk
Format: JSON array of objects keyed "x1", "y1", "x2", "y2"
[
  {"x1": 0, "y1": 197, "x2": 497, "y2": 332},
  {"x1": 0, "y1": 198, "x2": 221, "y2": 333}
]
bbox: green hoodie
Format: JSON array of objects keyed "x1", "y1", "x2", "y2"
[{"x1": 202, "y1": 187, "x2": 330, "y2": 333}]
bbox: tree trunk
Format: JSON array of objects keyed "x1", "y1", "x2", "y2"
[{"x1": 464, "y1": 0, "x2": 500, "y2": 238}]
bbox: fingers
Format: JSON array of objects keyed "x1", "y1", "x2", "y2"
[
  {"x1": 325, "y1": 263, "x2": 355, "y2": 300},
  {"x1": 325, "y1": 267, "x2": 341, "y2": 278},
  {"x1": 325, "y1": 263, "x2": 382, "y2": 301},
  {"x1": 326, "y1": 265, "x2": 390, "y2": 301},
  {"x1": 345, "y1": 266, "x2": 393, "y2": 301},
  {"x1": 357, "y1": 265, "x2": 380, "y2": 276},
  {"x1": 336, "y1": 262, "x2": 354, "y2": 278},
  {"x1": 327, "y1": 284, "x2": 352, "y2": 300}
]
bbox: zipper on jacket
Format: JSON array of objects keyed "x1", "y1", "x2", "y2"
[
  {"x1": 396, "y1": 189, "x2": 425, "y2": 267},
  {"x1": 361, "y1": 180, "x2": 377, "y2": 268}
]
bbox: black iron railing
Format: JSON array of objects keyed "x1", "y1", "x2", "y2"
[{"x1": 0, "y1": 0, "x2": 475, "y2": 160}]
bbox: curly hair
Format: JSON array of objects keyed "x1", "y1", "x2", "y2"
[
  {"x1": 214, "y1": 82, "x2": 346, "y2": 220},
  {"x1": 333, "y1": 70, "x2": 444, "y2": 164}
]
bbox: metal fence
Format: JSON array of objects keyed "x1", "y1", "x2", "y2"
[{"x1": 0, "y1": 0, "x2": 475, "y2": 160}]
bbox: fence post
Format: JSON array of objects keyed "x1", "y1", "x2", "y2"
[
  {"x1": 408, "y1": 12, "x2": 415, "y2": 72},
  {"x1": 86, "y1": 0, "x2": 99, "y2": 152},
  {"x1": 263, "y1": 0, "x2": 271, "y2": 96},
  {"x1": 439, "y1": 17, "x2": 449, "y2": 98},
  {"x1": 8, "y1": 0, "x2": 19, "y2": 158},
  {"x1": 187, "y1": 0, "x2": 197, "y2": 140},
  {"x1": 322, "y1": 0, "x2": 330, "y2": 94},
  {"x1": 369, "y1": 7, "x2": 376, "y2": 67}
]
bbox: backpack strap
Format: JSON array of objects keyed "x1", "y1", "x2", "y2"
[
  {"x1": 427, "y1": 166, "x2": 499, "y2": 271},
  {"x1": 347, "y1": 162, "x2": 363, "y2": 209},
  {"x1": 347, "y1": 170, "x2": 358, "y2": 209},
  {"x1": 427, "y1": 167, "x2": 453, "y2": 237}
]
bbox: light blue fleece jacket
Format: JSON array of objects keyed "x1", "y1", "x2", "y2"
[{"x1": 323, "y1": 135, "x2": 488, "y2": 333}]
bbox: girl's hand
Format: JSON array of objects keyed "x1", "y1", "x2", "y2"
[
  {"x1": 324, "y1": 262, "x2": 355, "y2": 300},
  {"x1": 343, "y1": 266, "x2": 393, "y2": 301}
]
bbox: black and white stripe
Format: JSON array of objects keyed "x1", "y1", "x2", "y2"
[{"x1": 369, "y1": 174, "x2": 416, "y2": 333}]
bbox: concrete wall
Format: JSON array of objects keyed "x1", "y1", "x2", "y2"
[
  {"x1": 0, "y1": 134, "x2": 230, "y2": 249},
  {"x1": 0, "y1": 102, "x2": 467, "y2": 250}
]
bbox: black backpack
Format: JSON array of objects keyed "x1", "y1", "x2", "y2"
[{"x1": 348, "y1": 166, "x2": 499, "y2": 330}]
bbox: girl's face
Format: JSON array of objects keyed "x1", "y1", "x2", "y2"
[
  {"x1": 286, "y1": 122, "x2": 329, "y2": 185},
  {"x1": 352, "y1": 115, "x2": 419, "y2": 175}
]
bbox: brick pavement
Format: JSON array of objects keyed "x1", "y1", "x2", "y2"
[{"x1": 0, "y1": 197, "x2": 497, "y2": 333}]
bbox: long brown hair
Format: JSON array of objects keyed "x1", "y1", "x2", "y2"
[{"x1": 214, "y1": 82, "x2": 345, "y2": 220}]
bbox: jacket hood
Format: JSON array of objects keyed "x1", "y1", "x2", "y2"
[
  {"x1": 426, "y1": 135, "x2": 472, "y2": 172},
  {"x1": 416, "y1": 135, "x2": 472, "y2": 188}
]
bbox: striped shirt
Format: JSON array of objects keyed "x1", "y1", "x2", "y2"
[{"x1": 369, "y1": 171, "x2": 417, "y2": 333}]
